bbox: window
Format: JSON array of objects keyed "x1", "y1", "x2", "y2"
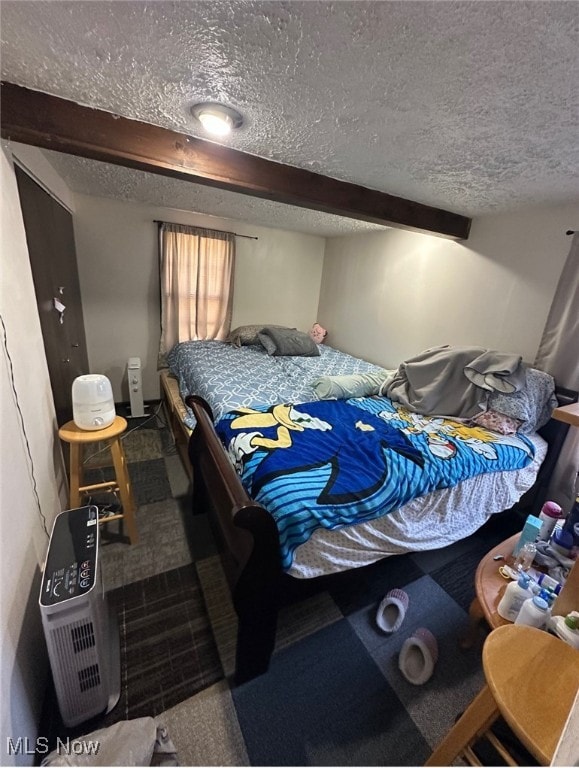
[{"x1": 159, "y1": 224, "x2": 235, "y2": 354}]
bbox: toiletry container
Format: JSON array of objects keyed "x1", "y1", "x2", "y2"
[
  {"x1": 537, "y1": 588, "x2": 556, "y2": 609},
  {"x1": 512, "y1": 541, "x2": 536, "y2": 573},
  {"x1": 513, "y1": 515, "x2": 542, "y2": 555},
  {"x1": 550, "y1": 529, "x2": 574, "y2": 557},
  {"x1": 515, "y1": 595, "x2": 549, "y2": 629},
  {"x1": 535, "y1": 573, "x2": 562, "y2": 595},
  {"x1": 562, "y1": 497, "x2": 579, "y2": 541},
  {"x1": 537, "y1": 501, "x2": 563, "y2": 541},
  {"x1": 550, "y1": 615, "x2": 579, "y2": 649},
  {"x1": 497, "y1": 573, "x2": 533, "y2": 622}
]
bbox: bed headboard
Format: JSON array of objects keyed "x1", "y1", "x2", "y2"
[{"x1": 519, "y1": 385, "x2": 578, "y2": 516}]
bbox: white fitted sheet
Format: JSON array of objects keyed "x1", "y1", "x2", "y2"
[{"x1": 288, "y1": 433, "x2": 547, "y2": 578}]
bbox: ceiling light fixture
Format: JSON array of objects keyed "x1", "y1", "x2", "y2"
[{"x1": 190, "y1": 102, "x2": 244, "y2": 137}]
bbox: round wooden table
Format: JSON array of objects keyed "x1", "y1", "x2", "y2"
[
  {"x1": 427, "y1": 624, "x2": 579, "y2": 765},
  {"x1": 58, "y1": 416, "x2": 138, "y2": 544},
  {"x1": 460, "y1": 533, "x2": 519, "y2": 647},
  {"x1": 483, "y1": 625, "x2": 579, "y2": 764}
]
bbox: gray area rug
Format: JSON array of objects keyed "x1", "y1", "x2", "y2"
[{"x1": 103, "y1": 564, "x2": 223, "y2": 723}]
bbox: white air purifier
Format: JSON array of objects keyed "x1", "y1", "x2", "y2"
[
  {"x1": 39, "y1": 506, "x2": 120, "y2": 727},
  {"x1": 72, "y1": 374, "x2": 115, "y2": 430}
]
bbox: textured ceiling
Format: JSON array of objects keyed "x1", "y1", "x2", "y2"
[
  {"x1": 2, "y1": 0, "x2": 579, "y2": 234},
  {"x1": 38, "y1": 149, "x2": 387, "y2": 237}
]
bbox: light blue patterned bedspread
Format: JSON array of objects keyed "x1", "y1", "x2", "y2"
[{"x1": 166, "y1": 340, "x2": 382, "y2": 427}]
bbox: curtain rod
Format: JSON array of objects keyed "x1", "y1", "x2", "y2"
[{"x1": 154, "y1": 219, "x2": 258, "y2": 240}]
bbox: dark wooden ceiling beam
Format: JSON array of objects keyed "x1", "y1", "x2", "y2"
[{"x1": 1, "y1": 82, "x2": 471, "y2": 240}]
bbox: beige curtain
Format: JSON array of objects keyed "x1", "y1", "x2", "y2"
[
  {"x1": 534, "y1": 232, "x2": 579, "y2": 513},
  {"x1": 159, "y1": 224, "x2": 235, "y2": 353}
]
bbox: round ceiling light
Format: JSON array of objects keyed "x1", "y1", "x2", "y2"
[{"x1": 190, "y1": 102, "x2": 244, "y2": 137}]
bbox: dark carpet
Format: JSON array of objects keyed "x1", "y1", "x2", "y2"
[{"x1": 233, "y1": 620, "x2": 432, "y2": 767}]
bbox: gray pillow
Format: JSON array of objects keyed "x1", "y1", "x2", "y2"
[
  {"x1": 258, "y1": 333, "x2": 278, "y2": 355},
  {"x1": 227, "y1": 324, "x2": 285, "y2": 348},
  {"x1": 313, "y1": 370, "x2": 392, "y2": 399},
  {"x1": 258, "y1": 326, "x2": 320, "y2": 357}
]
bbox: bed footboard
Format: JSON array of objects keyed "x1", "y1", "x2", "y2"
[
  {"x1": 160, "y1": 370, "x2": 193, "y2": 477},
  {"x1": 186, "y1": 395, "x2": 283, "y2": 682}
]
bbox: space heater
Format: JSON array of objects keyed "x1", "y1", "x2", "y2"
[
  {"x1": 72, "y1": 374, "x2": 115, "y2": 430},
  {"x1": 39, "y1": 506, "x2": 120, "y2": 727},
  {"x1": 127, "y1": 357, "x2": 146, "y2": 418}
]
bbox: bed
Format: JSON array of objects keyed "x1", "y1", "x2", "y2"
[{"x1": 163, "y1": 336, "x2": 576, "y2": 683}]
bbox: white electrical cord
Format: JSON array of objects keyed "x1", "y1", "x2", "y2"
[{"x1": 1, "y1": 313, "x2": 50, "y2": 537}]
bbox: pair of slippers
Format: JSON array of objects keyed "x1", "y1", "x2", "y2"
[{"x1": 376, "y1": 588, "x2": 438, "y2": 686}]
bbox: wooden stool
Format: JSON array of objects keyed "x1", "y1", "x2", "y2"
[
  {"x1": 425, "y1": 625, "x2": 579, "y2": 766},
  {"x1": 58, "y1": 416, "x2": 138, "y2": 544}
]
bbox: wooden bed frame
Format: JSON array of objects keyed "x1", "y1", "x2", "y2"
[
  {"x1": 160, "y1": 370, "x2": 193, "y2": 478},
  {"x1": 181, "y1": 385, "x2": 577, "y2": 685}
]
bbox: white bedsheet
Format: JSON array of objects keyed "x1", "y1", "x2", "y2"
[{"x1": 288, "y1": 433, "x2": 547, "y2": 578}]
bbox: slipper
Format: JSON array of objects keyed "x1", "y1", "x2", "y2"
[
  {"x1": 398, "y1": 627, "x2": 438, "y2": 685},
  {"x1": 376, "y1": 588, "x2": 409, "y2": 633}
]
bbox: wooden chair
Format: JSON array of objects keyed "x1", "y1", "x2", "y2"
[
  {"x1": 58, "y1": 415, "x2": 138, "y2": 544},
  {"x1": 425, "y1": 625, "x2": 579, "y2": 766}
]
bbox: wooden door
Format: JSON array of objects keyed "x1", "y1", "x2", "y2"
[{"x1": 15, "y1": 166, "x2": 89, "y2": 425}]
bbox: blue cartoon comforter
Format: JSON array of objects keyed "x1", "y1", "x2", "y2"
[{"x1": 215, "y1": 396, "x2": 535, "y2": 570}]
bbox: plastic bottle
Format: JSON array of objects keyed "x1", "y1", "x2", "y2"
[
  {"x1": 549, "y1": 614, "x2": 579, "y2": 649},
  {"x1": 535, "y1": 572, "x2": 562, "y2": 595},
  {"x1": 515, "y1": 595, "x2": 549, "y2": 629},
  {"x1": 550, "y1": 529, "x2": 574, "y2": 557},
  {"x1": 572, "y1": 523, "x2": 579, "y2": 560},
  {"x1": 537, "y1": 501, "x2": 563, "y2": 541},
  {"x1": 537, "y1": 588, "x2": 556, "y2": 608},
  {"x1": 512, "y1": 541, "x2": 536, "y2": 573},
  {"x1": 562, "y1": 497, "x2": 579, "y2": 541},
  {"x1": 497, "y1": 573, "x2": 533, "y2": 622}
]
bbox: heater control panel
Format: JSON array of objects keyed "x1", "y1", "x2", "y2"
[{"x1": 40, "y1": 506, "x2": 99, "y2": 606}]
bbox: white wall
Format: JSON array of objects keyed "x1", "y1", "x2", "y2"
[
  {"x1": 10, "y1": 143, "x2": 76, "y2": 213},
  {"x1": 318, "y1": 203, "x2": 579, "y2": 369},
  {"x1": 72, "y1": 195, "x2": 325, "y2": 401},
  {"x1": 0, "y1": 144, "x2": 66, "y2": 765}
]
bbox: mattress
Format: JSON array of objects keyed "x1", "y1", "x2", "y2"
[{"x1": 167, "y1": 340, "x2": 382, "y2": 426}]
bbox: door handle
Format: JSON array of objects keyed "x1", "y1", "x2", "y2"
[
  {"x1": 71, "y1": 343, "x2": 79, "y2": 347},
  {"x1": 62, "y1": 358, "x2": 70, "y2": 363}
]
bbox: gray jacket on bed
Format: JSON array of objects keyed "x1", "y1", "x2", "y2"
[{"x1": 384, "y1": 345, "x2": 526, "y2": 419}]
